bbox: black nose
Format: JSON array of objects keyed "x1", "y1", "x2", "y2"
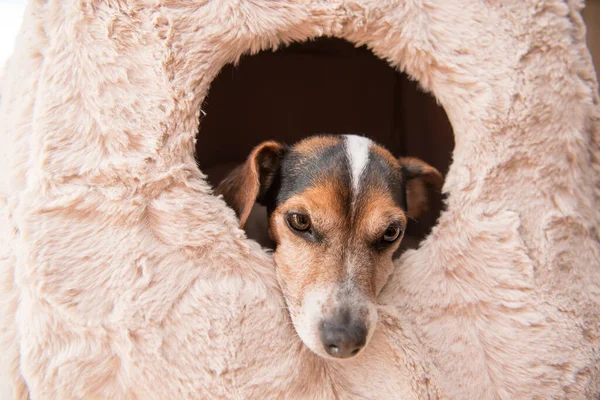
[{"x1": 319, "y1": 318, "x2": 367, "y2": 359}]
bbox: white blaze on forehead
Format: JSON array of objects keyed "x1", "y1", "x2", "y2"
[{"x1": 343, "y1": 134, "x2": 372, "y2": 193}]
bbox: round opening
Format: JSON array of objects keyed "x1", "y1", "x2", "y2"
[{"x1": 196, "y1": 38, "x2": 454, "y2": 252}]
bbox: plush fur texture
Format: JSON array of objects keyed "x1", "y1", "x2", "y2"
[{"x1": 0, "y1": 0, "x2": 599, "y2": 398}]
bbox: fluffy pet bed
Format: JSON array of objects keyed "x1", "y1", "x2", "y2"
[{"x1": 1, "y1": 0, "x2": 599, "y2": 398}]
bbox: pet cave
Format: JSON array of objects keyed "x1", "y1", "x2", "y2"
[{"x1": 0, "y1": 1, "x2": 599, "y2": 399}]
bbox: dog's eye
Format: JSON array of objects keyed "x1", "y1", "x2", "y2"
[
  {"x1": 287, "y1": 213, "x2": 311, "y2": 232},
  {"x1": 382, "y1": 224, "x2": 402, "y2": 243}
]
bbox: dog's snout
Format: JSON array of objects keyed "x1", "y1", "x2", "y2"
[{"x1": 319, "y1": 317, "x2": 367, "y2": 359}]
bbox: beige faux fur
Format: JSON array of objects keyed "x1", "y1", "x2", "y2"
[{"x1": 0, "y1": 0, "x2": 599, "y2": 398}]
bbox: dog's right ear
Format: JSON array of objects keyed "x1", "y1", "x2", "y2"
[{"x1": 215, "y1": 141, "x2": 285, "y2": 228}]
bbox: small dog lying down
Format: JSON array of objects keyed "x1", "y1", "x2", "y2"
[{"x1": 216, "y1": 134, "x2": 442, "y2": 360}]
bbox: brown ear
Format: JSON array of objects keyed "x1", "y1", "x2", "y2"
[
  {"x1": 398, "y1": 157, "x2": 443, "y2": 219},
  {"x1": 215, "y1": 141, "x2": 285, "y2": 228}
]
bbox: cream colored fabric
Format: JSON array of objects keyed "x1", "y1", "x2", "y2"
[{"x1": 0, "y1": 0, "x2": 599, "y2": 398}]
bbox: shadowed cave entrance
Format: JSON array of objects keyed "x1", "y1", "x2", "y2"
[{"x1": 196, "y1": 38, "x2": 454, "y2": 252}]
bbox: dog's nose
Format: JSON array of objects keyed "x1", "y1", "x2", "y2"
[{"x1": 319, "y1": 319, "x2": 367, "y2": 359}]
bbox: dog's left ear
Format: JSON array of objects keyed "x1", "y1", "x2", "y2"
[
  {"x1": 215, "y1": 141, "x2": 285, "y2": 228},
  {"x1": 398, "y1": 157, "x2": 444, "y2": 218}
]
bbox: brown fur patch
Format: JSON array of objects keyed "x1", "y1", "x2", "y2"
[
  {"x1": 215, "y1": 141, "x2": 284, "y2": 227},
  {"x1": 293, "y1": 136, "x2": 341, "y2": 156},
  {"x1": 354, "y1": 189, "x2": 407, "y2": 293},
  {"x1": 355, "y1": 191, "x2": 407, "y2": 241},
  {"x1": 399, "y1": 156, "x2": 443, "y2": 188},
  {"x1": 271, "y1": 177, "x2": 349, "y2": 301},
  {"x1": 371, "y1": 144, "x2": 402, "y2": 170},
  {"x1": 398, "y1": 156, "x2": 443, "y2": 218}
]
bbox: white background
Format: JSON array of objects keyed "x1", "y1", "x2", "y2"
[{"x1": 0, "y1": 0, "x2": 27, "y2": 68}]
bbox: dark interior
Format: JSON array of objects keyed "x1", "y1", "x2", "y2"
[{"x1": 196, "y1": 38, "x2": 454, "y2": 251}]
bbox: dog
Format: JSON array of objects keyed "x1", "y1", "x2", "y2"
[{"x1": 216, "y1": 134, "x2": 443, "y2": 360}]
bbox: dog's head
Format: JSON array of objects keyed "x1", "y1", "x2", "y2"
[{"x1": 216, "y1": 135, "x2": 443, "y2": 360}]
